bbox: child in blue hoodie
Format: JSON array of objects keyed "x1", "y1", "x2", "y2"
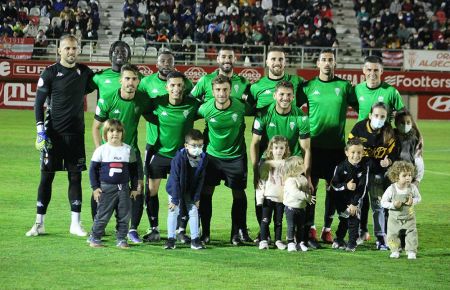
[{"x1": 165, "y1": 129, "x2": 208, "y2": 250}]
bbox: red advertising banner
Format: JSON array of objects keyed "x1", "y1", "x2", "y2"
[
  {"x1": 417, "y1": 95, "x2": 450, "y2": 120},
  {"x1": 297, "y1": 69, "x2": 450, "y2": 94},
  {"x1": 0, "y1": 81, "x2": 36, "y2": 109},
  {"x1": 0, "y1": 37, "x2": 34, "y2": 60}
]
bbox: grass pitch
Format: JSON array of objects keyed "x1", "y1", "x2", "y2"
[{"x1": 0, "y1": 110, "x2": 449, "y2": 289}]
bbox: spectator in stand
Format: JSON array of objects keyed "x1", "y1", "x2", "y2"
[
  {"x1": 74, "y1": 15, "x2": 87, "y2": 35},
  {"x1": 418, "y1": 25, "x2": 433, "y2": 46},
  {"x1": 389, "y1": 0, "x2": 402, "y2": 15},
  {"x1": 261, "y1": 0, "x2": 273, "y2": 11},
  {"x1": 60, "y1": 14, "x2": 75, "y2": 36},
  {"x1": 252, "y1": 1, "x2": 266, "y2": 23},
  {"x1": 0, "y1": 21, "x2": 13, "y2": 37},
  {"x1": 46, "y1": 22, "x2": 62, "y2": 40},
  {"x1": 159, "y1": 8, "x2": 171, "y2": 27},
  {"x1": 215, "y1": 1, "x2": 227, "y2": 16},
  {"x1": 356, "y1": 6, "x2": 370, "y2": 31},
  {"x1": 397, "y1": 22, "x2": 411, "y2": 45},
  {"x1": 119, "y1": 16, "x2": 135, "y2": 40},
  {"x1": 53, "y1": 0, "x2": 66, "y2": 13},
  {"x1": 84, "y1": 18, "x2": 98, "y2": 47},
  {"x1": 123, "y1": 0, "x2": 139, "y2": 18},
  {"x1": 194, "y1": 25, "x2": 207, "y2": 43},
  {"x1": 145, "y1": 26, "x2": 158, "y2": 48},
  {"x1": 135, "y1": 15, "x2": 147, "y2": 37},
  {"x1": 23, "y1": 18, "x2": 39, "y2": 37},
  {"x1": 320, "y1": 4, "x2": 333, "y2": 21},
  {"x1": 34, "y1": 29, "x2": 48, "y2": 57},
  {"x1": 434, "y1": 34, "x2": 448, "y2": 50},
  {"x1": 12, "y1": 20, "x2": 25, "y2": 37},
  {"x1": 40, "y1": 3, "x2": 53, "y2": 18},
  {"x1": 60, "y1": 5, "x2": 75, "y2": 21},
  {"x1": 4, "y1": 0, "x2": 18, "y2": 23}
]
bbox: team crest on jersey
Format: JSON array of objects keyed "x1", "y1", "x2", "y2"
[
  {"x1": 210, "y1": 118, "x2": 217, "y2": 123},
  {"x1": 378, "y1": 96, "x2": 384, "y2": 102},
  {"x1": 76, "y1": 69, "x2": 81, "y2": 75},
  {"x1": 359, "y1": 96, "x2": 364, "y2": 101},
  {"x1": 183, "y1": 109, "x2": 190, "y2": 118},
  {"x1": 152, "y1": 88, "x2": 158, "y2": 93},
  {"x1": 269, "y1": 122, "x2": 276, "y2": 127},
  {"x1": 335, "y1": 88, "x2": 341, "y2": 96},
  {"x1": 289, "y1": 122, "x2": 295, "y2": 130},
  {"x1": 302, "y1": 116, "x2": 308, "y2": 121},
  {"x1": 162, "y1": 111, "x2": 168, "y2": 116},
  {"x1": 95, "y1": 106, "x2": 101, "y2": 115},
  {"x1": 234, "y1": 84, "x2": 239, "y2": 93},
  {"x1": 232, "y1": 113, "x2": 238, "y2": 122}
]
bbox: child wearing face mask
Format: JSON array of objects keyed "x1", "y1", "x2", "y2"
[
  {"x1": 349, "y1": 102, "x2": 396, "y2": 250},
  {"x1": 394, "y1": 109, "x2": 424, "y2": 186},
  {"x1": 165, "y1": 129, "x2": 208, "y2": 250}
]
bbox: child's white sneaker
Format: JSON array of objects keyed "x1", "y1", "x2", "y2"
[
  {"x1": 298, "y1": 241, "x2": 308, "y2": 252},
  {"x1": 275, "y1": 240, "x2": 286, "y2": 250},
  {"x1": 287, "y1": 242, "x2": 297, "y2": 252},
  {"x1": 259, "y1": 240, "x2": 269, "y2": 250},
  {"x1": 26, "y1": 223, "x2": 45, "y2": 236},
  {"x1": 390, "y1": 251, "x2": 400, "y2": 259},
  {"x1": 407, "y1": 252, "x2": 416, "y2": 259},
  {"x1": 70, "y1": 222, "x2": 87, "y2": 237}
]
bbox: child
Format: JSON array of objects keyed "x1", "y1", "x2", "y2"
[
  {"x1": 330, "y1": 138, "x2": 369, "y2": 252},
  {"x1": 349, "y1": 102, "x2": 396, "y2": 250},
  {"x1": 283, "y1": 156, "x2": 316, "y2": 252},
  {"x1": 394, "y1": 109, "x2": 424, "y2": 186},
  {"x1": 88, "y1": 119, "x2": 138, "y2": 248},
  {"x1": 165, "y1": 129, "x2": 208, "y2": 250},
  {"x1": 381, "y1": 161, "x2": 421, "y2": 259},
  {"x1": 256, "y1": 136, "x2": 291, "y2": 250}
]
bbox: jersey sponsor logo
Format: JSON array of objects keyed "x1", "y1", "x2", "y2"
[
  {"x1": 313, "y1": 90, "x2": 320, "y2": 95},
  {"x1": 427, "y1": 96, "x2": 450, "y2": 112},
  {"x1": 263, "y1": 89, "x2": 272, "y2": 95},
  {"x1": 239, "y1": 68, "x2": 262, "y2": 83},
  {"x1": 269, "y1": 122, "x2": 276, "y2": 127},
  {"x1": 56, "y1": 72, "x2": 63, "y2": 77},
  {"x1": 184, "y1": 67, "x2": 207, "y2": 83},
  {"x1": 253, "y1": 119, "x2": 261, "y2": 129},
  {"x1": 335, "y1": 88, "x2": 340, "y2": 96},
  {"x1": 210, "y1": 117, "x2": 217, "y2": 123},
  {"x1": 232, "y1": 113, "x2": 238, "y2": 122},
  {"x1": 0, "y1": 61, "x2": 11, "y2": 76},
  {"x1": 289, "y1": 122, "x2": 295, "y2": 130}
]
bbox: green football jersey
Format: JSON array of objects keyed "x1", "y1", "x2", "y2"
[
  {"x1": 139, "y1": 73, "x2": 194, "y2": 145},
  {"x1": 93, "y1": 69, "x2": 121, "y2": 100},
  {"x1": 253, "y1": 103, "x2": 310, "y2": 157},
  {"x1": 198, "y1": 99, "x2": 251, "y2": 159},
  {"x1": 190, "y1": 70, "x2": 251, "y2": 103},
  {"x1": 298, "y1": 76, "x2": 357, "y2": 149},
  {"x1": 355, "y1": 81, "x2": 404, "y2": 122},
  {"x1": 95, "y1": 89, "x2": 151, "y2": 151},
  {"x1": 152, "y1": 95, "x2": 200, "y2": 158},
  {"x1": 250, "y1": 74, "x2": 303, "y2": 109}
]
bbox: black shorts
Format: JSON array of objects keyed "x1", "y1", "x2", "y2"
[
  {"x1": 311, "y1": 147, "x2": 345, "y2": 181},
  {"x1": 205, "y1": 154, "x2": 247, "y2": 190},
  {"x1": 147, "y1": 153, "x2": 172, "y2": 179},
  {"x1": 41, "y1": 133, "x2": 86, "y2": 172}
]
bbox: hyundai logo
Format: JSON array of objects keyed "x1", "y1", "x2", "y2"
[{"x1": 427, "y1": 96, "x2": 450, "y2": 112}]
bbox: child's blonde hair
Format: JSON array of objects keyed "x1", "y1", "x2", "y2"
[
  {"x1": 283, "y1": 156, "x2": 305, "y2": 179},
  {"x1": 265, "y1": 135, "x2": 291, "y2": 160},
  {"x1": 103, "y1": 119, "x2": 125, "y2": 142},
  {"x1": 387, "y1": 160, "x2": 416, "y2": 183}
]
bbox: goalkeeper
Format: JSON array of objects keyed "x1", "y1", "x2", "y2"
[{"x1": 26, "y1": 35, "x2": 96, "y2": 238}]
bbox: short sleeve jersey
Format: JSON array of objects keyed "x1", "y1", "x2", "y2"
[
  {"x1": 94, "y1": 89, "x2": 151, "y2": 151},
  {"x1": 252, "y1": 103, "x2": 310, "y2": 157},
  {"x1": 152, "y1": 95, "x2": 200, "y2": 158},
  {"x1": 198, "y1": 99, "x2": 249, "y2": 159},
  {"x1": 190, "y1": 70, "x2": 251, "y2": 103},
  {"x1": 250, "y1": 74, "x2": 303, "y2": 109},
  {"x1": 139, "y1": 73, "x2": 194, "y2": 145},
  {"x1": 298, "y1": 76, "x2": 357, "y2": 149},
  {"x1": 92, "y1": 68, "x2": 121, "y2": 100},
  {"x1": 36, "y1": 62, "x2": 94, "y2": 135},
  {"x1": 355, "y1": 81, "x2": 404, "y2": 122}
]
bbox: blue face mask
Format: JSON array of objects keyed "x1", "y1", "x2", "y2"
[{"x1": 370, "y1": 118, "x2": 386, "y2": 129}]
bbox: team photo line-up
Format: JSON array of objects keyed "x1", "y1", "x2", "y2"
[{"x1": 27, "y1": 35, "x2": 423, "y2": 259}]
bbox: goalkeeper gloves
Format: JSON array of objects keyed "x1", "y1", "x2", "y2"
[{"x1": 35, "y1": 131, "x2": 52, "y2": 152}]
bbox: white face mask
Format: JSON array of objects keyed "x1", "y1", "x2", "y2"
[
  {"x1": 398, "y1": 124, "x2": 412, "y2": 133},
  {"x1": 370, "y1": 118, "x2": 386, "y2": 129},
  {"x1": 188, "y1": 147, "x2": 203, "y2": 157}
]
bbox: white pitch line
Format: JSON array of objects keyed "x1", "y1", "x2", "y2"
[
  {"x1": 425, "y1": 170, "x2": 450, "y2": 177},
  {"x1": 425, "y1": 149, "x2": 450, "y2": 152}
]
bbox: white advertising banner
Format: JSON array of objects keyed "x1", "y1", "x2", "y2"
[{"x1": 404, "y1": 49, "x2": 450, "y2": 72}]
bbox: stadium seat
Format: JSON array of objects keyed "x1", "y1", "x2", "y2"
[
  {"x1": 197, "y1": 48, "x2": 206, "y2": 59},
  {"x1": 47, "y1": 43, "x2": 57, "y2": 55},
  {"x1": 40, "y1": 16, "x2": 50, "y2": 27},
  {"x1": 134, "y1": 36, "x2": 146, "y2": 48},
  {"x1": 122, "y1": 36, "x2": 134, "y2": 46},
  {"x1": 51, "y1": 17, "x2": 62, "y2": 28},
  {"x1": 134, "y1": 46, "x2": 146, "y2": 56},
  {"x1": 138, "y1": 2, "x2": 147, "y2": 15},
  {"x1": 29, "y1": 6, "x2": 40, "y2": 16},
  {"x1": 77, "y1": 0, "x2": 88, "y2": 10},
  {"x1": 81, "y1": 44, "x2": 92, "y2": 55},
  {"x1": 146, "y1": 47, "x2": 158, "y2": 58},
  {"x1": 38, "y1": 25, "x2": 48, "y2": 33}
]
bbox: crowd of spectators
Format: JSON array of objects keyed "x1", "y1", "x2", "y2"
[
  {"x1": 355, "y1": 0, "x2": 449, "y2": 53},
  {"x1": 0, "y1": 0, "x2": 101, "y2": 56},
  {"x1": 120, "y1": 0, "x2": 338, "y2": 61}
]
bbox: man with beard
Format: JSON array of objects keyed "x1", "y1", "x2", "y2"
[
  {"x1": 139, "y1": 51, "x2": 194, "y2": 242},
  {"x1": 250, "y1": 81, "x2": 312, "y2": 246},
  {"x1": 250, "y1": 48, "x2": 304, "y2": 110},
  {"x1": 249, "y1": 48, "x2": 304, "y2": 240},
  {"x1": 92, "y1": 64, "x2": 152, "y2": 244},
  {"x1": 27, "y1": 35, "x2": 95, "y2": 237},
  {"x1": 190, "y1": 47, "x2": 253, "y2": 243},
  {"x1": 190, "y1": 47, "x2": 251, "y2": 104},
  {"x1": 297, "y1": 49, "x2": 358, "y2": 248}
]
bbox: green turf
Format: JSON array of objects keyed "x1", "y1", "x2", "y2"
[{"x1": 0, "y1": 110, "x2": 449, "y2": 289}]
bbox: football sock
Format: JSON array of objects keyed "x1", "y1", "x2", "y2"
[
  {"x1": 68, "y1": 172, "x2": 82, "y2": 212},
  {"x1": 130, "y1": 193, "x2": 144, "y2": 230},
  {"x1": 36, "y1": 214, "x2": 45, "y2": 224},
  {"x1": 71, "y1": 211, "x2": 80, "y2": 225},
  {"x1": 37, "y1": 171, "x2": 55, "y2": 214},
  {"x1": 148, "y1": 195, "x2": 159, "y2": 228}
]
